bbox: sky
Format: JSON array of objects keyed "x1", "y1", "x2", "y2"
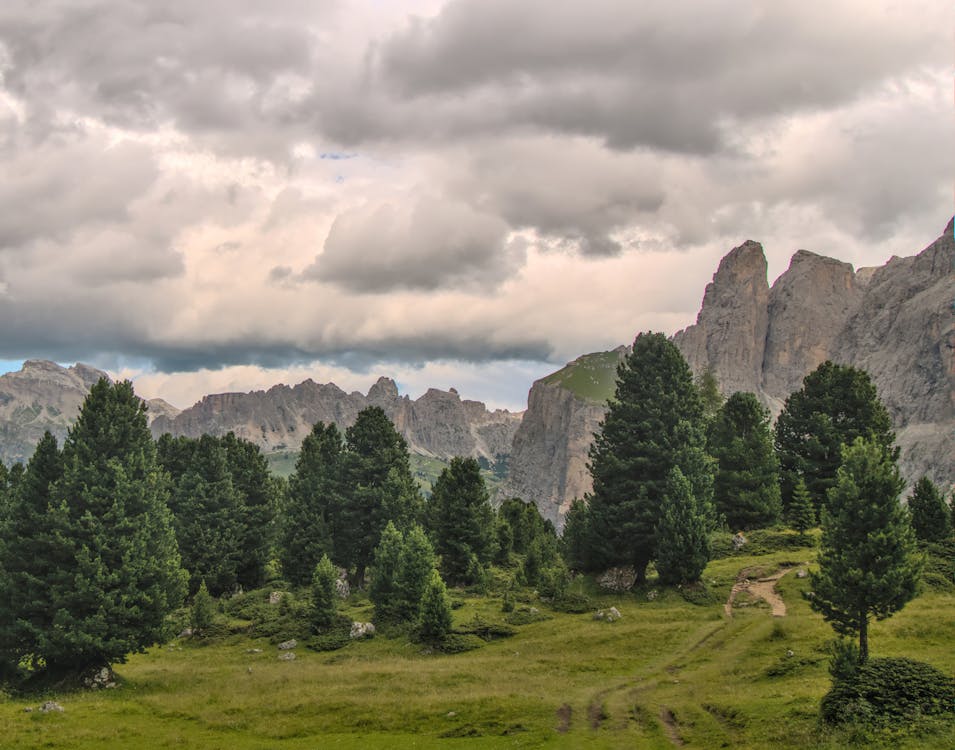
[{"x1": 0, "y1": 1, "x2": 950, "y2": 411}]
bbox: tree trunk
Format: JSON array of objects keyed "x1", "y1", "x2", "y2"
[{"x1": 859, "y1": 615, "x2": 869, "y2": 663}]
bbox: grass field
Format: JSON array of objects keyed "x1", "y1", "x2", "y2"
[
  {"x1": 541, "y1": 350, "x2": 627, "y2": 404},
  {"x1": 3, "y1": 543, "x2": 954, "y2": 749}
]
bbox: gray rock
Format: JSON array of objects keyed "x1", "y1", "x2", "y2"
[
  {"x1": 796, "y1": 570, "x2": 808, "y2": 579},
  {"x1": 268, "y1": 591, "x2": 283, "y2": 605},
  {"x1": 646, "y1": 590, "x2": 658, "y2": 601},
  {"x1": 732, "y1": 533, "x2": 748, "y2": 551},
  {"x1": 597, "y1": 566, "x2": 637, "y2": 592},
  {"x1": 178, "y1": 627, "x2": 193, "y2": 638},
  {"x1": 278, "y1": 652, "x2": 296, "y2": 661},
  {"x1": 350, "y1": 622, "x2": 376, "y2": 639},
  {"x1": 83, "y1": 666, "x2": 117, "y2": 689},
  {"x1": 277, "y1": 639, "x2": 297, "y2": 650},
  {"x1": 40, "y1": 701, "x2": 64, "y2": 712}
]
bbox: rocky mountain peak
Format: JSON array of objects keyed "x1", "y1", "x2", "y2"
[{"x1": 367, "y1": 376, "x2": 399, "y2": 402}]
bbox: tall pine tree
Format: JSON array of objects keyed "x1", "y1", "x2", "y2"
[
  {"x1": 426, "y1": 456, "x2": 494, "y2": 586},
  {"x1": 708, "y1": 392, "x2": 781, "y2": 530},
  {"x1": 15, "y1": 380, "x2": 186, "y2": 675},
  {"x1": 280, "y1": 422, "x2": 342, "y2": 586},
  {"x1": 585, "y1": 332, "x2": 709, "y2": 581},
  {"x1": 775, "y1": 361, "x2": 894, "y2": 515},
  {"x1": 809, "y1": 438, "x2": 921, "y2": 662},
  {"x1": 655, "y1": 467, "x2": 710, "y2": 585},
  {"x1": 788, "y1": 477, "x2": 816, "y2": 536}
]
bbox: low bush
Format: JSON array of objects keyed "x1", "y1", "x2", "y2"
[{"x1": 821, "y1": 657, "x2": 955, "y2": 726}]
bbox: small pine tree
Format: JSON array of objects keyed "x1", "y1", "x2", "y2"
[
  {"x1": 311, "y1": 554, "x2": 338, "y2": 631},
  {"x1": 907, "y1": 477, "x2": 952, "y2": 543},
  {"x1": 369, "y1": 522, "x2": 404, "y2": 623},
  {"x1": 394, "y1": 525, "x2": 436, "y2": 623},
  {"x1": 789, "y1": 477, "x2": 816, "y2": 536},
  {"x1": 809, "y1": 438, "x2": 922, "y2": 662},
  {"x1": 190, "y1": 581, "x2": 216, "y2": 636},
  {"x1": 417, "y1": 568, "x2": 452, "y2": 643},
  {"x1": 655, "y1": 467, "x2": 709, "y2": 585}
]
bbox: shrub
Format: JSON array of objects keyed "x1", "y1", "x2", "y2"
[
  {"x1": 821, "y1": 657, "x2": 955, "y2": 726},
  {"x1": 190, "y1": 582, "x2": 216, "y2": 636}
]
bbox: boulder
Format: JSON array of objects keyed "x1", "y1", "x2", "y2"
[
  {"x1": 350, "y1": 622, "x2": 376, "y2": 639},
  {"x1": 277, "y1": 639, "x2": 297, "y2": 650}
]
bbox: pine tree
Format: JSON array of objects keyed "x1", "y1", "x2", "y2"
[
  {"x1": 394, "y1": 525, "x2": 436, "y2": 623},
  {"x1": 695, "y1": 367, "x2": 724, "y2": 425},
  {"x1": 708, "y1": 392, "x2": 781, "y2": 530},
  {"x1": 426, "y1": 456, "x2": 494, "y2": 585},
  {"x1": 166, "y1": 435, "x2": 243, "y2": 596},
  {"x1": 775, "y1": 362, "x2": 895, "y2": 515},
  {"x1": 417, "y1": 568, "x2": 452, "y2": 643},
  {"x1": 369, "y1": 522, "x2": 404, "y2": 623},
  {"x1": 338, "y1": 407, "x2": 422, "y2": 583},
  {"x1": 0, "y1": 432, "x2": 64, "y2": 672},
  {"x1": 220, "y1": 433, "x2": 277, "y2": 590},
  {"x1": 788, "y1": 477, "x2": 816, "y2": 536},
  {"x1": 907, "y1": 477, "x2": 952, "y2": 543},
  {"x1": 809, "y1": 438, "x2": 922, "y2": 662},
  {"x1": 586, "y1": 332, "x2": 709, "y2": 581},
  {"x1": 281, "y1": 422, "x2": 342, "y2": 587},
  {"x1": 190, "y1": 581, "x2": 216, "y2": 636},
  {"x1": 311, "y1": 554, "x2": 339, "y2": 631},
  {"x1": 655, "y1": 467, "x2": 710, "y2": 585},
  {"x1": 560, "y1": 498, "x2": 590, "y2": 571},
  {"x1": 26, "y1": 379, "x2": 186, "y2": 674}
]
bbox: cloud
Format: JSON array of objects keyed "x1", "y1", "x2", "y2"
[{"x1": 307, "y1": 193, "x2": 520, "y2": 291}]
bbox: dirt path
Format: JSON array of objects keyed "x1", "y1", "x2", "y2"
[
  {"x1": 659, "y1": 707, "x2": 684, "y2": 746},
  {"x1": 724, "y1": 567, "x2": 792, "y2": 617}
]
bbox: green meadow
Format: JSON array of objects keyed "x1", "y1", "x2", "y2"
[{"x1": 4, "y1": 542, "x2": 954, "y2": 749}]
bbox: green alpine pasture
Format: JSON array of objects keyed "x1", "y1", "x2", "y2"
[
  {"x1": 540, "y1": 350, "x2": 626, "y2": 404},
  {"x1": 4, "y1": 542, "x2": 954, "y2": 749}
]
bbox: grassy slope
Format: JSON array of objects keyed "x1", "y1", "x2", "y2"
[
  {"x1": 540, "y1": 350, "x2": 626, "y2": 404},
  {"x1": 4, "y1": 548, "x2": 954, "y2": 749}
]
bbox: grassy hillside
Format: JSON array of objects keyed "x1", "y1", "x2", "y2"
[
  {"x1": 540, "y1": 349, "x2": 627, "y2": 404},
  {"x1": 4, "y1": 541, "x2": 953, "y2": 748}
]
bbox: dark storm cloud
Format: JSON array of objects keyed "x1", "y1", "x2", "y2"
[
  {"x1": 368, "y1": 0, "x2": 945, "y2": 152},
  {"x1": 306, "y1": 194, "x2": 520, "y2": 291}
]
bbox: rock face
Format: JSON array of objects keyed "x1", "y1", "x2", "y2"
[
  {"x1": 508, "y1": 220, "x2": 955, "y2": 526},
  {"x1": 0, "y1": 360, "x2": 109, "y2": 463},
  {"x1": 150, "y1": 378, "x2": 521, "y2": 463}
]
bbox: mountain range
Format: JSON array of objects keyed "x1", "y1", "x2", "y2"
[{"x1": 1, "y1": 219, "x2": 951, "y2": 527}]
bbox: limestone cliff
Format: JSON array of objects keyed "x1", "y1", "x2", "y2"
[
  {"x1": 508, "y1": 220, "x2": 955, "y2": 527},
  {"x1": 150, "y1": 378, "x2": 521, "y2": 463}
]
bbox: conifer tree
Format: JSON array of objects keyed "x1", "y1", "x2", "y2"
[
  {"x1": 417, "y1": 568, "x2": 452, "y2": 643},
  {"x1": 560, "y1": 498, "x2": 590, "y2": 571},
  {"x1": 809, "y1": 438, "x2": 921, "y2": 662},
  {"x1": 23, "y1": 380, "x2": 186, "y2": 674},
  {"x1": 190, "y1": 581, "x2": 216, "y2": 635},
  {"x1": 775, "y1": 361, "x2": 894, "y2": 515},
  {"x1": 427, "y1": 456, "x2": 494, "y2": 585},
  {"x1": 220, "y1": 433, "x2": 277, "y2": 590},
  {"x1": 0, "y1": 432, "x2": 64, "y2": 671},
  {"x1": 338, "y1": 407, "x2": 421, "y2": 583},
  {"x1": 708, "y1": 392, "x2": 781, "y2": 530},
  {"x1": 394, "y1": 525, "x2": 436, "y2": 623},
  {"x1": 907, "y1": 477, "x2": 952, "y2": 543},
  {"x1": 167, "y1": 434, "x2": 243, "y2": 595},
  {"x1": 788, "y1": 477, "x2": 816, "y2": 536},
  {"x1": 585, "y1": 332, "x2": 708, "y2": 581},
  {"x1": 655, "y1": 467, "x2": 710, "y2": 585},
  {"x1": 369, "y1": 522, "x2": 404, "y2": 623},
  {"x1": 281, "y1": 422, "x2": 342, "y2": 586},
  {"x1": 311, "y1": 554, "x2": 339, "y2": 631}
]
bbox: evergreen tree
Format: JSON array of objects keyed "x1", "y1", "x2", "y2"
[
  {"x1": 394, "y1": 525, "x2": 436, "y2": 623},
  {"x1": 338, "y1": 407, "x2": 421, "y2": 583},
  {"x1": 417, "y1": 569, "x2": 452, "y2": 643},
  {"x1": 907, "y1": 477, "x2": 952, "y2": 543},
  {"x1": 585, "y1": 332, "x2": 709, "y2": 581},
  {"x1": 369, "y1": 521, "x2": 404, "y2": 623},
  {"x1": 498, "y1": 497, "x2": 548, "y2": 554},
  {"x1": 708, "y1": 392, "x2": 781, "y2": 530},
  {"x1": 655, "y1": 467, "x2": 710, "y2": 585},
  {"x1": 311, "y1": 554, "x2": 339, "y2": 631},
  {"x1": 280, "y1": 422, "x2": 342, "y2": 587},
  {"x1": 23, "y1": 380, "x2": 186, "y2": 674},
  {"x1": 190, "y1": 581, "x2": 216, "y2": 636},
  {"x1": 560, "y1": 498, "x2": 590, "y2": 571},
  {"x1": 426, "y1": 456, "x2": 494, "y2": 586},
  {"x1": 695, "y1": 367, "x2": 724, "y2": 425},
  {"x1": 166, "y1": 435, "x2": 242, "y2": 596},
  {"x1": 809, "y1": 438, "x2": 921, "y2": 662},
  {"x1": 788, "y1": 477, "x2": 816, "y2": 536},
  {"x1": 220, "y1": 433, "x2": 277, "y2": 590},
  {"x1": 775, "y1": 361, "x2": 895, "y2": 515},
  {"x1": 493, "y1": 516, "x2": 514, "y2": 566},
  {"x1": 0, "y1": 432, "x2": 64, "y2": 671}
]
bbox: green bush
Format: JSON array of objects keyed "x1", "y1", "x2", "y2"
[
  {"x1": 504, "y1": 606, "x2": 550, "y2": 625},
  {"x1": 455, "y1": 615, "x2": 516, "y2": 641},
  {"x1": 821, "y1": 657, "x2": 955, "y2": 726},
  {"x1": 547, "y1": 592, "x2": 591, "y2": 613}
]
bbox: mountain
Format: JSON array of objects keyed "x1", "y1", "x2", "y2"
[
  {"x1": 505, "y1": 220, "x2": 955, "y2": 527},
  {"x1": 149, "y1": 377, "x2": 521, "y2": 464},
  {"x1": 0, "y1": 360, "x2": 179, "y2": 463}
]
